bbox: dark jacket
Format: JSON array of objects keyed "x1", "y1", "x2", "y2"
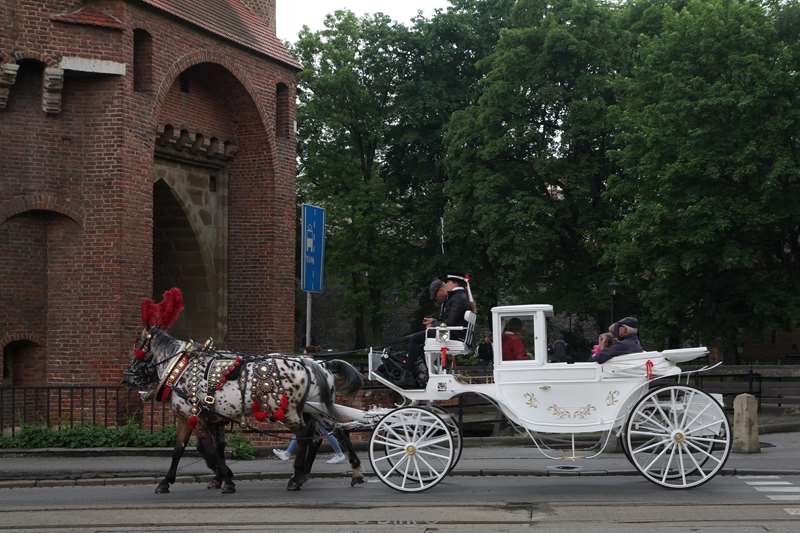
[
  {"x1": 595, "y1": 334, "x2": 644, "y2": 364},
  {"x1": 431, "y1": 287, "x2": 470, "y2": 340}
]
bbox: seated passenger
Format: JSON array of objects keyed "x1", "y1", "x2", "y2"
[
  {"x1": 594, "y1": 317, "x2": 643, "y2": 363},
  {"x1": 591, "y1": 332, "x2": 616, "y2": 358},
  {"x1": 502, "y1": 318, "x2": 528, "y2": 361}
]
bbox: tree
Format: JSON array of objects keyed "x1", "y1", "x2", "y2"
[
  {"x1": 294, "y1": 3, "x2": 516, "y2": 344},
  {"x1": 294, "y1": 11, "x2": 409, "y2": 348},
  {"x1": 606, "y1": 0, "x2": 800, "y2": 358},
  {"x1": 444, "y1": 0, "x2": 624, "y2": 316}
]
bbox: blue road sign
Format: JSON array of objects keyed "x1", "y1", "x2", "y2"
[{"x1": 301, "y1": 204, "x2": 326, "y2": 293}]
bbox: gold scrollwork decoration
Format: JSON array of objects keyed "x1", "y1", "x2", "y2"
[
  {"x1": 548, "y1": 404, "x2": 571, "y2": 419},
  {"x1": 606, "y1": 390, "x2": 620, "y2": 406},
  {"x1": 524, "y1": 392, "x2": 538, "y2": 408},
  {"x1": 573, "y1": 404, "x2": 597, "y2": 419}
]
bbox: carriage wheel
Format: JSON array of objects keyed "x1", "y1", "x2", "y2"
[
  {"x1": 369, "y1": 407, "x2": 454, "y2": 493},
  {"x1": 625, "y1": 385, "x2": 730, "y2": 489},
  {"x1": 382, "y1": 405, "x2": 462, "y2": 482},
  {"x1": 429, "y1": 405, "x2": 463, "y2": 473},
  {"x1": 620, "y1": 401, "x2": 714, "y2": 480}
]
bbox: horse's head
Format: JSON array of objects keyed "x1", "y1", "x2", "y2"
[{"x1": 121, "y1": 288, "x2": 184, "y2": 392}]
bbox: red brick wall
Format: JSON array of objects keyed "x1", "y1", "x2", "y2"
[{"x1": 1, "y1": 1, "x2": 299, "y2": 390}]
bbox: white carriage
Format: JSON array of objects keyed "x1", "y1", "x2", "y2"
[{"x1": 320, "y1": 304, "x2": 730, "y2": 493}]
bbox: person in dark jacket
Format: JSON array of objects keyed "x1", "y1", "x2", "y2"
[
  {"x1": 404, "y1": 275, "x2": 472, "y2": 386},
  {"x1": 594, "y1": 316, "x2": 644, "y2": 363}
]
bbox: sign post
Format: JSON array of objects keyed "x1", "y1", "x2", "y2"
[{"x1": 301, "y1": 204, "x2": 325, "y2": 350}]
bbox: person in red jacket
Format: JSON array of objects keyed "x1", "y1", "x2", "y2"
[{"x1": 502, "y1": 318, "x2": 529, "y2": 361}]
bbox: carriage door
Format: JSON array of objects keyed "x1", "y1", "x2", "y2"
[{"x1": 494, "y1": 309, "x2": 604, "y2": 432}]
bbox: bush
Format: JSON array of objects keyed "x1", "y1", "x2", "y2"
[
  {"x1": 0, "y1": 423, "x2": 177, "y2": 449},
  {"x1": 227, "y1": 431, "x2": 257, "y2": 460}
]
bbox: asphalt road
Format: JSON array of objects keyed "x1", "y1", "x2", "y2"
[{"x1": 1, "y1": 474, "x2": 798, "y2": 532}]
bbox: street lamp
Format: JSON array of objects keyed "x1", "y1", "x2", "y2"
[{"x1": 608, "y1": 279, "x2": 620, "y2": 322}]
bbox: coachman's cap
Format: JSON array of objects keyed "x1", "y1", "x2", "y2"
[
  {"x1": 429, "y1": 279, "x2": 444, "y2": 299},
  {"x1": 617, "y1": 316, "x2": 639, "y2": 328}
]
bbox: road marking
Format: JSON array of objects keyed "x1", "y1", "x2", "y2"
[
  {"x1": 745, "y1": 481, "x2": 793, "y2": 486},
  {"x1": 737, "y1": 475, "x2": 781, "y2": 479},
  {"x1": 753, "y1": 487, "x2": 800, "y2": 493},
  {"x1": 768, "y1": 495, "x2": 800, "y2": 501},
  {"x1": 784, "y1": 508, "x2": 800, "y2": 515}
]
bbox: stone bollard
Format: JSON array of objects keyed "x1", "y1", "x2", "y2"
[{"x1": 733, "y1": 393, "x2": 760, "y2": 453}]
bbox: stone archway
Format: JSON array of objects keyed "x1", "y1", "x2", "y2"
[
  {"x1": 152, "y1": 61, "x2": 274, "y2": 346},
  {"x1": 153, "y1": 179, "x2": 216, "y2": 340},
  {"x1": 2, "y1": 339, "x2": 43, "y2": 387}
]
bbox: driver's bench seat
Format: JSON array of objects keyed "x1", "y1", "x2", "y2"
[{"x1": 423, "y1": 310, "x2": 477, "y2": 375}]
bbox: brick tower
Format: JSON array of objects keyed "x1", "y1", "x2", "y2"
[{"x1": 0, "y1": 1, "x2": 300, "y2": 387}]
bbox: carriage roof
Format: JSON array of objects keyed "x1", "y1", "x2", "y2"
[{"x1": 491, "y1": 304, "x2": 554, "y2": 316}]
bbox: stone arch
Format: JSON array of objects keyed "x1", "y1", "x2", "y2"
[
  {"x1": 0, "y1": 193, "x2": 82, "y2": 227},
  {"x1": 1, "y1": 334, "x2": 44, "y2": 387},
  {"x1": 149, "y1": 53, "x2": 284, "y2": 349},
  {"x1": 152, "y1": 179, "x2": 214, "y2": 340},
  {"x1": 152, "y1": 50, "x2": 275, "y2": 161}
]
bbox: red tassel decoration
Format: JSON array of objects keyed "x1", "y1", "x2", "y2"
[
  {"x1": 272, "y1": 394, "x2": 289, "y2": 422},
  {"x1": 134, "y1": 348, "x2": 146, "y2": 360},
  {"x1": 188, "y1": 415, "x2": 198, "y2": 429},
  {"x1": 251, "y1": 400, "x2": 269, "y2": 422}
]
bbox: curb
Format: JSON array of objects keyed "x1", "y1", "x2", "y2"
[
  {"x1": 3, "y1": 468, "x2": 800, "y2": 490},
  {"x1": 1, "y1": 425, "x2": 796, "y2": 458}
]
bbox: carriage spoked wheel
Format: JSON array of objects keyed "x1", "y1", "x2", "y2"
[
  {"x1": 369, "y1": 407, "x2": 454, "y2": 492},
  {"x1": 428, "y1": 405, "x2": 463, "y2": 473},
  {"x1": 625, "y1": 385, "x2": 730, "y2": 489},
  {"x1": 381, "y1": 405, "x2": 463, "y2": 483}
]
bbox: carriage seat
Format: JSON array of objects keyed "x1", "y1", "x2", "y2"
[
  {"x1": 423, "y1": 310, "x2": 477, "y2": 356},
  {"x1": 600, "y1": 347, "x2": 708, "y2": 379}
]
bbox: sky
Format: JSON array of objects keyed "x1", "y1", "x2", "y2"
[{"x1": 276, "y1": 0, "x2": 453, "y2": 42}]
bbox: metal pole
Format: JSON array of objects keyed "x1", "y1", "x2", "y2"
[{"x1": 305, "y1": 292, "x2": 312, "y2": 350}]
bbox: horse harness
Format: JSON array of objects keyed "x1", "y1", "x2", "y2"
[{"x1": 154, "y1": 340, "x2": 313, "y2": 425}]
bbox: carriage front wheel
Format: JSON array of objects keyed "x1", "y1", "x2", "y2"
[
  {"x1": 368, "y1": 407, "x2": 454, "y2": 493},
  {"x1": 625, "y1": 385, "x2": 731, "y2": 489}
]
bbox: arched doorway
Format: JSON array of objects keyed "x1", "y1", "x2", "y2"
[
  {"x1": 153, "y1": 179, "x2": 214, "y2": 340},
  {"x1": 152, "y1": 61, "x2": 274, "y2": 349},
  {"x1": 2, "y1": 340, "x2": 44, "y2": 387}
]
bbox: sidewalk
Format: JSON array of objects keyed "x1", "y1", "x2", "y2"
[{"x1": 0, "y1": 431, "x2": 798, "y2": 489}]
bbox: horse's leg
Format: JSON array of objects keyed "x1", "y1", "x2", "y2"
[
  {"x1": 156, "y1": 417, "x2": 192, "y2": 494},
  {"x1": 196, "y1": 425, "x2": 222, "y2": 490},
  {"x1": 211, "y1": 421, "x2": 236, "y2": 494},
  {"x1": 287, "y1": 416, "x2": 315, "y2": 491},
  {"x1": 333, "y1": 427, "x2": 364, "y2": 487}
]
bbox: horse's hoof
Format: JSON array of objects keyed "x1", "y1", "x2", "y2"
[
  {"x1": 221, "y1": 483, "x2": 236, "y2": 494},
  {"x1": 207, "y1": 479, "x2": 222, "y2": 489},
  {"x1": 351, "y1": 476, "x2": 365, "y2": 487},
  {"x1": 286, "y1": 477, "x2": 304, "y2": 491},
  {"x1": 155, "y1": 484, "x2": 170, "y2": 494}
]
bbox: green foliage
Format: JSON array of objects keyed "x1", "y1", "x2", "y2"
[
  {"x1": 606, "y1": 0, "x2": 800, "y2": 353},
  {"x1": 227, "y1": 431, "x2": 257, "y2": 460},
  {"x1": 444, "y1": 0, "x2": 622, "y2": 315},
  {"x1": 0, "y1": 423, "x2": 177, "y2": 449},
  {"x1": 293, "y1": 4, "x2": 514, "y2": 343},
  {"x1": 292, "y1": 0, "x2": 800, "y2": 357}
]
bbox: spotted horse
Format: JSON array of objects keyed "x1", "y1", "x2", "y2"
[{"x1": 122, "y1": 288, "x2": 365, "y2": 493}]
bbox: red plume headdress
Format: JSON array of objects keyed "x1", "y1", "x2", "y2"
[{"x1": 140, "y1": 287, "x2": 185, "y2": 329}]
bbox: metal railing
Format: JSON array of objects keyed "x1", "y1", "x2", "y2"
[{"x1": 0, "y1": 385, "x2": 179, "y2": 437}]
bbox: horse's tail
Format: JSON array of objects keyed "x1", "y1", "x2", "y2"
[{"x1": 323, "y1": 359, "x2": 364, "y2": 395}]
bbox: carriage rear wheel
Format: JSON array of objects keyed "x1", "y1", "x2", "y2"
[
  {"x1": 369, "y1": 407, "x2": 454, "y2": 493},
  {"x1": 625, "y1": 385, "x2": 730, "y2": 489}
]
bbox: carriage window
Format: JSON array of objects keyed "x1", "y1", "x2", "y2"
[
  {"x1": 546, "y1": 318, "x2": 572, "y2": 363},
  {"x1": 500, "y1": 315, "x2": 536, "y2": 362}
]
